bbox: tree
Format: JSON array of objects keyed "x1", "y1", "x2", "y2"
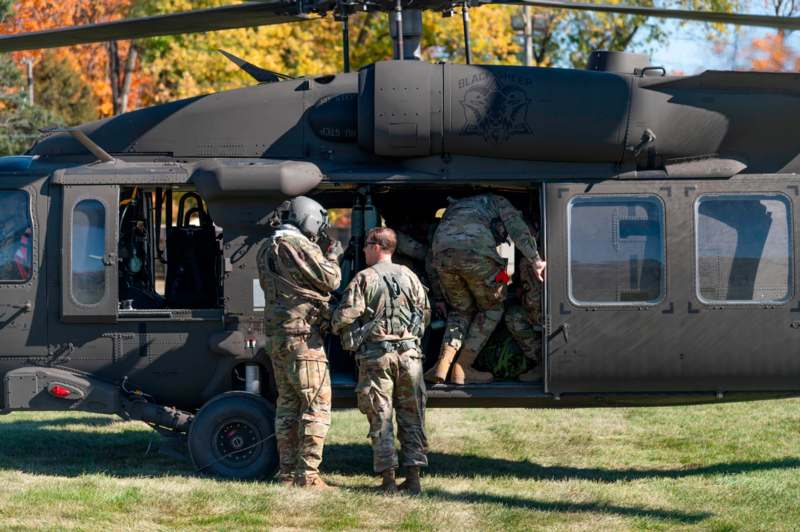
[
  {"x1": 0, "y1": 0, "x2": 61, "y2": 155},
  {"x1": 34, "y1": 51, "x2": 98, "y2": 125},
  {"x1": 1, "y1": 0, "x2": 150, "y2": 116},
  {"x1": 745, "y1": 0, "x2": 800, "y2": 71},
  {"x1": 134, "y1": 0, "x2": 394, "y2": 104},
  {"x1": 522, "y1": 0, "x2": 737, "y2": 68}
]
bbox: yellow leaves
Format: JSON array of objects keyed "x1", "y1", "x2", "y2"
[
  {"x1": 137, "y1": 3, "x2": 526, "y2": 105},
  {"x1": 423, "y1": 6, "x2": 522, "y2": 65}
]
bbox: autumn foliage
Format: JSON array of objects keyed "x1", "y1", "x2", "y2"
[
  {"x1": 749, "y1": 32, "x2": 800, "y2": 72},
  {"x1": 1, "y1": 0, "x2": 152, "y2": 117}
]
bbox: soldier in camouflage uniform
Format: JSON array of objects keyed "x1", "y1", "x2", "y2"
[
  {"x1": 257, "y1": 197, "x2": 343, "y2": 489},
  {"x1": 505, "y1": 256, "x2": 544, "y2": 382},
  {"x1": 394, "y1": 225, "x2": 446, "y2": 317},
  {"x1": 427, "y1": 194, "x2": 545, "y2": 385},
  {"x1": 331, "y1": 227, "x2": 431, "y2": 495}
]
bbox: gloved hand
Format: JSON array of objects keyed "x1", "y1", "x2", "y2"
[{"x1": 326, "y1": 240, "x2": 345, "y2": 261}]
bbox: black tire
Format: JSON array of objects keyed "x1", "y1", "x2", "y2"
[{"x1": 188, "y1": 391, "x2": 278, "y2": 480}]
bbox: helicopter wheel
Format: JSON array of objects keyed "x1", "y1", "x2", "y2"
[{"x1": 188, "y1": 391, "x2": 278, "y2": 480}]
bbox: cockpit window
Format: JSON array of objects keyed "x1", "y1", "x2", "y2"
[
  {"x1": 696, "y1": 194, "x2": 792, "y2": 304},
  {"x1": 0, "y1": 191, "x2": 33, "y2": 283},
  {"x1": 568, "y1": 195, "x2": 665, "y2": 305},
  {"x1": 72, "y1": 199, "x2": 106, "y2": 305}
]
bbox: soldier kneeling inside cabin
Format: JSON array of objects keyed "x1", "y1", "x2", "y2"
[{"x1": 332, "y1": 227, "x2": 431, "y2": 495}]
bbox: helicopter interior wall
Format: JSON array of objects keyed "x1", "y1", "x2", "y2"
[{"x1": 117, "y1": 185, "x2": 224, "y2": 312}]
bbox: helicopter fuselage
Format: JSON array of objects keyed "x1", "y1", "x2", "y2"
[{"x1": 2, "y1": 58, "x2": 800, "y2": 421}]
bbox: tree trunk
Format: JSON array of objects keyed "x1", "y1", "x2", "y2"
[
  {"x1": 119, "y1": 44, "x2": 138, "y2": 114},
  {"x1": 108, "y1": 41, "x2": 120, "y2": 115}
]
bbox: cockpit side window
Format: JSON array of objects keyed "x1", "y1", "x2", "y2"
[{"x1": 0, "y1": 190, "x2": 33, "y2": 283}]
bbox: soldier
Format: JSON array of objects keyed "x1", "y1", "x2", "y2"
[
  {"x1": 257, "y1": 196, "x2": 343, "y2": 489},
  {"x1": 331, "y1": 227, "x2": 431, "y2": 495},
  {"x1": 505, "y1": 256, "x2": 543, "y2": 382},
  {"x1": 426, "y1": 194, "x2": 545, "y2": 385}
]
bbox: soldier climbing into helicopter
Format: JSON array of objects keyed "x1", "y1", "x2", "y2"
[{"x1": 425, "y1": 194, "x2": 545, "y2": 385}]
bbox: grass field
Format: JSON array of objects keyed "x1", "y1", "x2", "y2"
[{"x1": 1, "y1": 399, "x2": 800, "y2": 530}]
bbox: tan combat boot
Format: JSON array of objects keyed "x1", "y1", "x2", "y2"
[
  {"x1": 450, "y1": 348, "x2": 493, "y2": 385},
  {"x1": 424, "y1": 344, "x2": 458, "y2": 384},
  {"x1": 294, "y1": 474, "x2": 332, "y2": 490},
  {"x1": 398, "y1": 466, "x2": 422, "y2": 496},
  {"x1": 379, "y1": 468, "x2": 398, "y2": 494},
  {"x1": 276, "y1": 470, "x2": 295, "y2": 487}
]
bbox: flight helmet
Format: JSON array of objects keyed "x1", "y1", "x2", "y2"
[{"x1": 282, "y1": 196, "x2": 329, "y2": 241}]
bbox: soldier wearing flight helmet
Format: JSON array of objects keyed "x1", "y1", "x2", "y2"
[{"x1": 257, "y1": 196, "x2": 344, "y2": 489}]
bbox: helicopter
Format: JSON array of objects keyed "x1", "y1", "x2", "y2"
[{"x1": 1, "y1": 0, "x2": 800, "y2": 480}]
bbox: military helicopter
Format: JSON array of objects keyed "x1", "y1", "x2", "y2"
[{"x1": 2, "y1": 0, "x2": 800, "y2": 480}]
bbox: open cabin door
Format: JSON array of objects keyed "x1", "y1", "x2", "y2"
[
  {"x1": 61, "y1": 185, "x2": 119, "y2": 322},
  {"x1": 546, "y1": 179, "x2": 800, "y2": 394}
]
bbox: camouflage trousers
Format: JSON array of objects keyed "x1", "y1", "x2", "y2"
[
  {"x1": 269, "y1": 331, "x2": 332, "y2": 479},
  {"x1": 434, "y1": 249, "x2": 507, "y2": 356},
  {"x1": 505, "y1": 303, "x2": 541, "y2": 364},
  {"x1": 356, "y1": 348, "x2": 428, "y2": 473}
]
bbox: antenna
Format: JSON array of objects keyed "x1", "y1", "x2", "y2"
[
  {"x1": 462, "y1": 1, "x2": 472, "y2": 65},
  {"x1": 394, "y1": 0, "x2": 404, "y2": 60},
  {"x1": 335, "y1": 1, "x2": 353, "y2": 72}
]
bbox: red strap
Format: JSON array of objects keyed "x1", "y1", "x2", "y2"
[{"x1": 495, "y1": 269, "x2": 510, "y2": 284}]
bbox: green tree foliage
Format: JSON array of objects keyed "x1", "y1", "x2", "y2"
[
  {"x1": 0, "y1": 0, "x2": 61, "y2": 155},
  {"x1": 34, "y1": 51, "x2": 99, "y2": 126},
  {"x1": 523, "y1": 0, "x2": 738, "y2": 68}
]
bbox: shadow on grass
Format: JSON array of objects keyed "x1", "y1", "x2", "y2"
[
  {"x1": 423, "y1": 488, "x2": 711, "y2": 524},
  {"x1": 0, "y1": 415, "x2": 194, "y2": 478},
  {"x1": 1, "y1": 416, "x2": 798, "y2": 490},
  {"x1": 323, "y1": 443, "x2": 800, "y2": 484}
]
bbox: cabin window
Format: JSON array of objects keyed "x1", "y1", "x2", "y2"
[
  {"x1": 72, "y1": 199, "x2": 107, "y2": 305},
  {"x1": 695, "y1": 194, "x2": 792, "y2": 303},
  {"x1": 568, "y1": 195, "x2": 665, "y2": 304},
  {"x1": 0, "y1": 191, "x2": 32, "y2": 282}
]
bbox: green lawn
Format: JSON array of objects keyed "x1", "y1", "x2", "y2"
[{"x1": 1, "y1": 399, "x2": 800, "y2": 530}]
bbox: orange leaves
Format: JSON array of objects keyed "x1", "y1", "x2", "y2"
[
  {"x1": 1, "y1": 0, "x2": 152, "y2": 118},
  {"x1": 749, "y1": 32, "x2": 800, "y2": 72}
]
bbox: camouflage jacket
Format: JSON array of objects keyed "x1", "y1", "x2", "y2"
[
  {"x1": 331, "y1": 260, "x2": 431, "y2": 357},
  {"x1": 257, "y1": 225, "x2": 342, "y2": 336},
  {"x1": 432, "y1": 194, "x2": 540, "y2": 263},
  {"x1": 394, "y1": 230, "x2": 444, "y2": 302}
]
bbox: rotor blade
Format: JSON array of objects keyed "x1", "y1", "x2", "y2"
[
  {"x1": 0, "y1": 1, "x2": 318, "y2": 53},
  {"x1": 489, "y1": 0, "x2": 800, "y2": 30}
]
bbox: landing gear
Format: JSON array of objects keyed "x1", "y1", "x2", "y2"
[{"x1": 188, "y1": 392, "x2": 278, "y2": 480}]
